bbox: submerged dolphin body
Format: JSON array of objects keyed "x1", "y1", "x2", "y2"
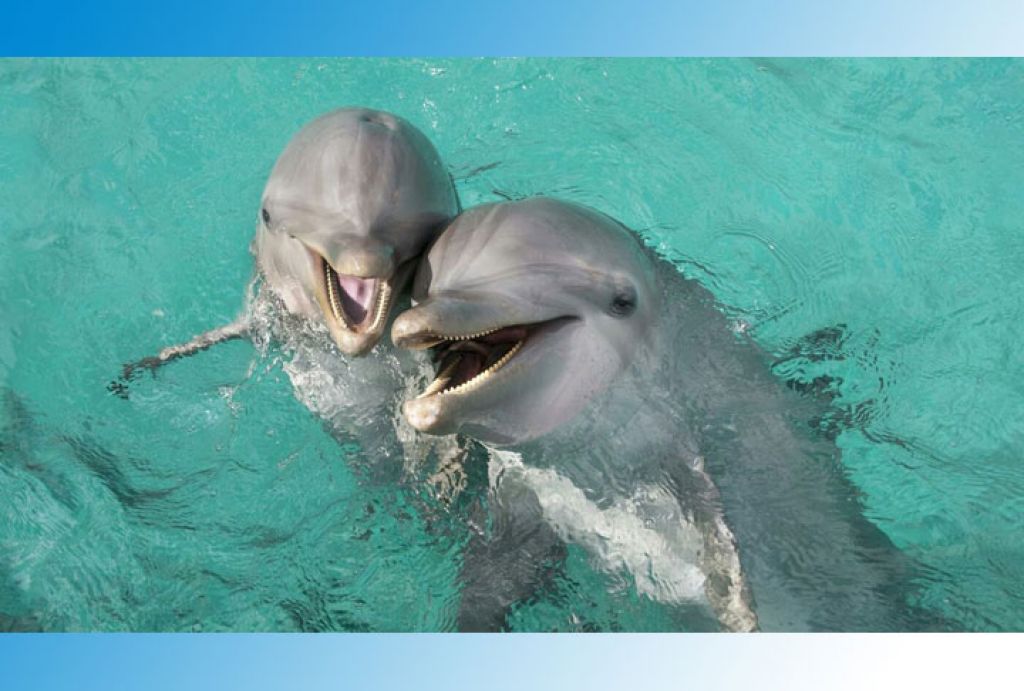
[
  {"x1": 393, "y1": 198, "x2": 945, "y2": 631},
  {"x1": 119, "y1": 107, "x2": 459, "y2": 382}
]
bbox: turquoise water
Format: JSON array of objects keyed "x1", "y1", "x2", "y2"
[{"x1": 1, "y1": 58, "x2": 1022, "y2": 631}]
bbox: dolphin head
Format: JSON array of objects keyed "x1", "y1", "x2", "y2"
[
  {"x1": 392, "y1": 198, "x2": 658, "y2": 444},
  {"x1": 255, "y1": 108, "x2": 459, "y2": 356}
]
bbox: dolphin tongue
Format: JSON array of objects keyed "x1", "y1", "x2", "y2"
[
  {"x1": 338, "y1": 275, "x2": 379, "y2": 326},
  {"x1": 417, "y1": 323, "x2": 535, "y2": 398},
  {"x1": 428, "y1": 336, "x2": 519, "y2": 394},
  {"x1": 451, "y1": 351, "x2": 485, "y2": 386}
]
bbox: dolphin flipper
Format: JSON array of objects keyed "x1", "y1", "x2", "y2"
[
  {"x1": 670, "y1": 456, "x2": 758, "y2": 632},
  {"x1": 109, "y1": 316, "x2": 250, "y2": 396}
]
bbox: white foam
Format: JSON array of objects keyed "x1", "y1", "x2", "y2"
[{"x1": 489, "y1": 449, "x2": 708, "y2": 605}]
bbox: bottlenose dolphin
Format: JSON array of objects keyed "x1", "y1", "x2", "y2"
[
  {"x1": 393, "y1": 198, "x2": 945, "y2": 632},
  {"x1": 118, "y1": 107, "x2": 459, "y2": 384},
  {"x1": 256, "y1": 108, "x2": 459, "y2": 356}
]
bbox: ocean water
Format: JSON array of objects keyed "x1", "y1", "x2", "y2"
[{"x1": 1, "y1": 58, "x2": 1022, "y2": 631}]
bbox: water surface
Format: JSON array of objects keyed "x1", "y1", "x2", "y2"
[{"x1": 1, "y1": 58, "x2": 1022, "y2": 630}]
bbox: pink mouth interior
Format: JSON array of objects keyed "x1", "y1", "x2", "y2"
[
  {"x1": 430, "y1": 325, "x2": 530, "y2": 391},
  {"x1": 338, "y1": 275, "x2": 379, "y2": 326}
]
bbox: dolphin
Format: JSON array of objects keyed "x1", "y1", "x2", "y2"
[
  {"x1": 256, "y1": 107, "x2": 459, "y2": 356},
  {"x1": 392, "y1": 198, "x2": 948, "y2": 632},
  {"x1": 117, "y1": 107, "x2": 459, "y2": 386}
]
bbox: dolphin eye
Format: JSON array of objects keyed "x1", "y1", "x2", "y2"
[
  {"x1": 261, "y1": 208, "x2": 271, "y2": 225},
  {"x1": 609, "y1": 287, "x2": 637, "y2": 317}
]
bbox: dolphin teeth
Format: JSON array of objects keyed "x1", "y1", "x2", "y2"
[
  {"x1": 440, "y1": 339, "x2": 524, "y2": 396},
  {"x1": 429, "y1": 327, "x2": 500, "y2": 342},
  {"x1": 321, "y1": 256, "x2": 389, "y2": 334},
  {"x1": 368, "y1": 281, "x2": 392, "y2": 332},
  {"x1": 419, "y1": 338, "x2": 524, "y2": 399},
  {"x1": 417, "y1": 352, "x2": 462, "y2": 399},
  {"x1": 323, "y1": 259, "x2": 343, "y2": 321}
]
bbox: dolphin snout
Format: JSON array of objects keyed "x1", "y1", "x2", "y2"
[
  {"x1": 331, "y1": 245, "x2": 395, "y2": 278},
  {"x1": 403, "y1": 397, "x2": 451, "y2": 434},
  {"x1": 391, "y1": 311, "x2": 443, "y2": 349},
  {"x1": 299, "y1": 232, "x2": 396, "y2": 279}
]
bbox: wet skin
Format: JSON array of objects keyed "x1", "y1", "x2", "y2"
[
  {"x1": 257, "y1": 107, "x2": 459, "y2": 356},
  {"x1": 393, "y1": 198, "x2": 948, "y2": 631}
]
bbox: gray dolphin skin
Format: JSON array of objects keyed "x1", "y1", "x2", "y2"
[
  {"x1": 118, "y1": 108, "x2": 458, "y2": 382},
  {"x1": 393, "y1": 198, "x2": 947, "y2": 632},
  {"x1": 392, "y1": 199, "x2": 657, "y2": 443},
  {"x1": 257, "y1": 107, "x2": 459, "y2": 356}
]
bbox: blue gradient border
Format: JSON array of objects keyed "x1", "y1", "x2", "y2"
[
  {"x1": 1, "y1": 633, "x2": 1021, "y2": 690},
  {"x1": 1, "y1": 0, "x2": 1022, "y2": 56},
  {"x1": 4, "y1": 2, "x2": 1024, "y2": 690}
]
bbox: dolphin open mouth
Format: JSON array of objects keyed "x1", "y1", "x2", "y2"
[
  {"x1": 400, "y1": 319, "x2": 572, "y2": 400},
  {"x1": 318, "y1": 256, "x2": 392, "y2": 334},
  {"x1": 417, "y1": 326, "x2": 527, "y2": 398}
]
